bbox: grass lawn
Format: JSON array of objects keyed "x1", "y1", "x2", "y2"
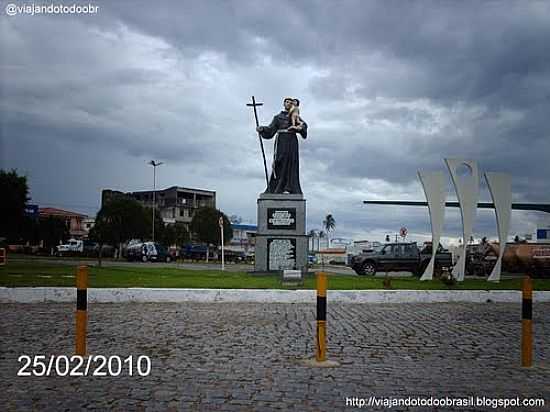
[{"x1": 1, "y1": 261, "x2": 549, "y2": 290}]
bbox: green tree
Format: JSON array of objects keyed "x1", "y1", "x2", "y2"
[
  {"x1": 318, "y1": 230, "x2": 326, "y2": 251},
  {"x1": 160, "y1": 223, "x2": 177, "y2": 247},
  {"x1": 323, "y1": 214, "x2": 336, "y2": 247},
  {"x1": 160, "y1": 222, "x2": 190, "y2": 247},
  {"x1": 39, "y1": 216, "x2": 69, "y2": 251},
  {"x1": 21, "y1": 215, "x2": 40, "y2": 245},
  {"x1": 0, "y1": 169, "x2": 30, "y2": 242},
  {"x1": 173, "y1": 222, "x2": 190, "y2": 246},
  {"x1": 190, "y1": 207, "x2": 233, "y2": 247},
  {"x1": 144, "y1": 207, "x2": 165, "y2": 243},
  {"x1": 89, "y1": 197, "x2": 149, "y2": 265}
]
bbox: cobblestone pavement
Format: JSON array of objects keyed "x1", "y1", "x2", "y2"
[{"x1": 1, "y1": 302, "x2": 549, "y2": 411}]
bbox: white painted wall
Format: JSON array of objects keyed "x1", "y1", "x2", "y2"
[{"x1": 2, "y1": 287, "x2": 550, "y2": 303}]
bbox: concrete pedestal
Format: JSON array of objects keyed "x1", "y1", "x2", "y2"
[{"x1": 254, "y1": 193, "x2": 308, "y2": 273}]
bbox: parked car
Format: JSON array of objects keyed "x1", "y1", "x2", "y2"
[
  {"x1": 179, "y1": 244, "x2": 209, "y2": 261},
  {"x1": 350, "y1": 242, "x2": 453, "y2": 276},
  {"x1": 222, "y1": 250, "x2": 247, "y2": 263},
  {"x1": 127, "y1": 242, "x2": 172, "y2": 263}
]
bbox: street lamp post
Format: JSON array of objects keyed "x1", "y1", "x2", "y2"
[
  {"x1": 219, "y1": 216, "x2": 225, "y2": 271},
  {"x1": 149, "y1": 160, "x2": 164, "y2": 242}
]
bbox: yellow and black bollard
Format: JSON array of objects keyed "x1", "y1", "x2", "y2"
[
  {"x1": 316, "y1": 272, "x2": 327, "y2": 362},
  {"x1": 75, "y1": 265, "x2": 88, "y2": 356},
  {"x1": 521, "y1": 275, "x2": 533, "y2": 367},
  {"x1": 302, "y1": 272, "x2": 339, "y2": 367}
]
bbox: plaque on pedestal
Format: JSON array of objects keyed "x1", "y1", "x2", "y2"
[{"x1": 268, "y1": 238, "x2": 296, "y2": 270}]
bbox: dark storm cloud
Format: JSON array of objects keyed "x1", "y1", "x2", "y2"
[
  {"x1": 1, "y1": 0, "x2": 549, "y2": 242},
  {"x1": 99, "y1": 1, "x2": 550, "y2": 105}
]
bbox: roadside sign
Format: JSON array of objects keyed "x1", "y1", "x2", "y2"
[{"x1": 24, "y1": 204, "x2": 39, "y2": 218}]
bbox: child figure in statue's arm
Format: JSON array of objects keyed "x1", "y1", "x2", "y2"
[{"x1": 287, "y1": 98, "x2": 304, "y2": 133}]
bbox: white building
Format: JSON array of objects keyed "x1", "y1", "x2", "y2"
[{"x1": 227, "y1": 223, "x2": 257, "y2": 255}]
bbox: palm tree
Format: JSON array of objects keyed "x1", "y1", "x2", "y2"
[
  {"x1": 323, "y1": 214, "x2": 336, "y2": 248},
  {"x1": 318, "y1": 230, "x2": 326, "y2": 251}
]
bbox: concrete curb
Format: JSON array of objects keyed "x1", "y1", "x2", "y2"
[{"x1": 1, "y1": 287, "x2": 550, "y2": 304}]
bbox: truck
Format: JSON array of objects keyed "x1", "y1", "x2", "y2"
[
  {"x1": 56, "y1": 239, "x2": 115, "y2": 257},
  {"x1": 56, "y1": 239, "x2": 84, "y2": 255},
  {"x1": 126, "y1": 242, "x2": 173, "y2": 263},
  {"x1": 466, "y1": 241, "x2": 550, "y2": 278},
  {"x1": 349, "y1": 242, "x2": 453, "y2": 276}
]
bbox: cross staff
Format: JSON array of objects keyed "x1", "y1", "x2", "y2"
[{"x1": 247, "y1": 96, "x2": 269, "y2": 185}]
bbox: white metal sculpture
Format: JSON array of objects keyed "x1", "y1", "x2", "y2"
[
  {"x1": 485, "y1": 172, "x2": 512, "y2": 282},
  {"x1": 445, "y1": 159, "x2": 480, "y2": 282},
  {"x1": 418, "y1": 171, "x2": 447, "y2": 281}
]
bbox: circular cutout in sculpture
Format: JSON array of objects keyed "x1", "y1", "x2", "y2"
[{"x1": 456, "y1": 162, "x2": 473, "y2": 178}]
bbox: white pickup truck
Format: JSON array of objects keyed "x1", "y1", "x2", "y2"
[
  {"x1": 56, "y1": 239, "x2": 84, "y2": 255},
  {"x1": 56, "y1": 239, "x2": 116, "y2": 257}
]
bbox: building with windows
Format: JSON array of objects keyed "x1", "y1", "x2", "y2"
[
  {"x1": 39, "y1": 207, "x2": 88, "y2": 238},
  {"x1": 101, "y1": 186, "x2": 216, "y2": 230},
  {"x1": 227, "y1": 223, "x2": 257, "y2": 255}
]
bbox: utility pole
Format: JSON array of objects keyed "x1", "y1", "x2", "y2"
[{"x1": 149, "y1": 160, "x2": 164, "y2": 242}]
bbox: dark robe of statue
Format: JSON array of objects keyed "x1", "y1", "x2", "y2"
[{"x1": 258, "y1": 110, "x2": 308, "y2": 194}]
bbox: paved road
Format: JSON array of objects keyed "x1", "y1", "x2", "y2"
[{"x1": 1, "y1": 302, "x2": 548, "y2": 411}]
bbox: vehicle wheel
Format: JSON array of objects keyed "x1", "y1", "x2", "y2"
[
  {"x1": 362, "y1": 261, "x2": 377, "y2": 276},
  {"x1": 142, "y1": 255, "x2": 148, "y2": 263}
]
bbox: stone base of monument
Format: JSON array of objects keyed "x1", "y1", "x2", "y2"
[
  {"x1": 300, "y1": 358, "x2": 341, "y2": 368},
  {"x1": 254, "y1": 193, "x2": 308, "y2": 273}
]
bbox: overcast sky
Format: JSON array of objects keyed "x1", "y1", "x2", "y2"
[{"x1": 1, "y1": 0, "x2": 549, "y2": 245}]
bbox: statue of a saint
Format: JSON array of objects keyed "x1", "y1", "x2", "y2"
[{"x1": 256, "y1": 98, "x2": 308, "y2": 194}]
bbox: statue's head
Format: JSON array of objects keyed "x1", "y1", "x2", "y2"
[{"x1": 283, "y1": 97, "x2": 294, "y2": 111}]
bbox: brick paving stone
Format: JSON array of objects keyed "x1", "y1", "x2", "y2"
[{"x1": 0, "y1": 302, "x2": 549, "y2": 411}]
